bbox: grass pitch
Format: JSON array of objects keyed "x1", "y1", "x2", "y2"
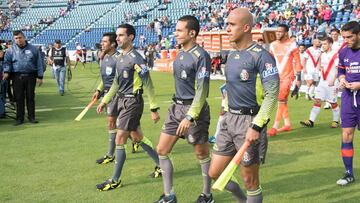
[{"x1": 0, "y1": 63, "x2": 359, "y2": 203}]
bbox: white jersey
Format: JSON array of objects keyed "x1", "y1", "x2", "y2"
[
  {"x1": 300, "y1": 51, "x2": 308, "y2": 68},
  {"x1": 332, "y1": 40, "x2": 343, "y2": 52},
  {"x1": 319, "y1": 50, "x2": 338, "y2": 84},
  {"x1": 305, "y1": 46, "x2": 322, "y2": 71}
]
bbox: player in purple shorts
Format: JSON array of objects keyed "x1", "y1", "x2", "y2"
[{"x1": 336, "y1": 21, "x2": 360, "y2": 186}]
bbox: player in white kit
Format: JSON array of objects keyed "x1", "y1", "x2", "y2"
[{"x1": 300, "y1": 37, "x2": 340, "y2": 128}]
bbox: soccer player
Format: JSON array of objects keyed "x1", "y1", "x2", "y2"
[
  {"x1": 336, "y1": 21, "x2": 360, "y2": 186},
  {"x1": 154, "y1": 15, "x2": 212, "y2": 203},
  {"x1": 95, "y1": 24, "x2": 162, "y2": 191},
  {"x1": 303, "y1": 37, "x2": 322, "y2": 100},
  {"x1": 331, "y1": 28, "x2": 343, "y2": 52},
  {"x1": 73, "y1": 43, "x2": 86, "y2": 69},
  {"x1": 300, "y1": 37, "x2": 340, "y2": 128},
  {"x1": 209, "y1": 8, "x2": 279, "y2": 203},
  {"x1": 267, "y1": 24, "x2": 301, "y2": 137}
]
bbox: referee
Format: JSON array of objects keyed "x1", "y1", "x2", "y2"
[
  {"x1": 208, "y1": 8, "x2": 279, "y2": 203},
  {"x1": 2, "y1": 30, "x2": 44, "y2": 126},
  {"x1": 95, "y1": 24, "x2": 161, "y2": 191}
]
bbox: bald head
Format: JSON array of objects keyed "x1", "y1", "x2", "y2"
[
  {"x1": 229, "y1": 8, "x2": 253, "y2": 32},
  {"x1": 226, "y1": 8, "x2": 254, "y2": 45}
]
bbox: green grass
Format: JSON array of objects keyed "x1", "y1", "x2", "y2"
[{"x1": 1, "y1": 63, "x2": 359, "y2": 203}]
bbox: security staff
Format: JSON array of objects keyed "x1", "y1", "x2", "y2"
[
  {"x1": 3, "y1": 30, "x2": 44, "y2": 126},
  {"x1": 48, "y1": 40, "x2": 69, "y2": 96}
]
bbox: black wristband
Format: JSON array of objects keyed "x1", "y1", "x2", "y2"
[
  {"x1": 151, "y1": 107, "x2": 159, "y2": 112},
  {"x1": 249, "y1": 123, "x2": 262, "y2": 133}
]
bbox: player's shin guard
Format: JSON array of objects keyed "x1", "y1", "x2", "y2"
[
  {"x1": 199, "y1": 157, "x2": 211, "y2": 195},
  {"x1": 331, "y1": 103, "x2": 340, "y2": 122},
  {"x1": 140, "y1": 136, "x2": 159, "y2": 165},
  {"x1": 342, "y1": 142, "x2": 354, "y2": 175},
  {"x1": 225, "y1": 176, "x2": 247, "y2": 203},
  {"x1": 159, "y1": 155, "x2": 174, "y2": 196},
  {"x1": 107, "y1": 129, "x2": 117, "y2": 157},
  {"x1": 309, "y1": 103, "x2": 321, "y2": 122},
  {"x1": 247, "y1": 186, "x2": 263, "y2": 203},
  {"x1": 112, "y1": 145, "x2": 126, "y2": 182}
]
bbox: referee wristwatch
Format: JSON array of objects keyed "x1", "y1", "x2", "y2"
[
  {"x1": 151, "y1": 107, "x2": 160, "y2": 112},
  {"x1": 249, "y1": 123, "x2": 262, "y2": 132},
  {"x1": 185, "y1": 115, "x2": 194, "y2": 122}
]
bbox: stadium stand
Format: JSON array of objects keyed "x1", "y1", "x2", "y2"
[{"x1": 0, "y1": 0, "x2": 358, "y2": 50}]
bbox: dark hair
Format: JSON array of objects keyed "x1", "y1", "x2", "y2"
[
  {"x1": 341, "y1": 21, "x2": 360, "y2": 34},
  {"x1": 103, "y1": 32, "x2": 117, "y2": 47},
  {"x1": 322, "y1": 36, "x2": 333, "y2": 44},
  {"x1": 117, "y1": 24, "x2": 136, "y2": 41},
  {"x1": 330, "y1": 28, "x2": 340, "y2": 34},
  {"x1": 178, "y1": 15, "x2": 200, "y2": 37},
  {"x1": 13, "y1": 30, "x2": 24, "y2": 37},
  {"x1": 298, "y1": 44, "x2": 306, "y2": 47},
  {"x1": 278, "y1": 24, "x2": 289, "y2": 32}
]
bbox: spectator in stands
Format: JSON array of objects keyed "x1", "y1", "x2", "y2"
[
  {"x1": 60, "y1": 8, "x2": 66, "y2": 17},
  {"x1": 154, "y1": 19, "x2": 162, "y2": 42},
  {"x1": 323, "y1": 5, "x2": 332, "y2": 26},
  {"x1": 139, "y1": 33, "x2": 146, "y2": 50}
]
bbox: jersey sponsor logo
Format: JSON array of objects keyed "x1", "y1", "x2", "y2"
[
  {"x1": 25, "y1": 50, "x2": 32, "y2": 55},
  {"x1": 181, "y1": 70, "x2": 187, "y2": 79},
  {"x1": 139, "y1": 64, "x2": 149, "y2": 77},
  {"x1": 130, "y1": 53, "x2": 136, "y2": 58},
  {"x1": 262, "y1": 63, "x2": 278, "y2": 78},
  {"x1": 198, "y1": 67, "x2": 209, "y2": 79},
  {"x1": 234, "y1": 54, "x2": 240, "y2": 59},
  {"x1": 123, "y1": 70, "x2": 129, "y2": 78},
  {"x1": 105, "y1": 66, "x2": 113, "y2": 76},
  {"x1": 180, "y1": 55, "x2": 184, "y2": 60},
  {"x1": 240, "y1": 69, "x2": 249, "y2": 81}
]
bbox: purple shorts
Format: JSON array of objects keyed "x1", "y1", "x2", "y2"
[{"x1": 341, "y1": 90, "x2": 360, "y2": 130}]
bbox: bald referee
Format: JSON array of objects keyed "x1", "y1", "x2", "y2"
[{"x1": 208, "y1": 8, "x2": 279, "y2": 203}]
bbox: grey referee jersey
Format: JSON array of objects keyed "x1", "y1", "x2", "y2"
[{"x1": 100, "y1": 52, "x2": 118, "y2": 91}]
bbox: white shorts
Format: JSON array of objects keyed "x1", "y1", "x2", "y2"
[
  {"x1": 303, "y1": 68, "x2": 320, "y2": 81},
  {"x1": 314, "y1": 83, "x2": 337, "y2": 103}
]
